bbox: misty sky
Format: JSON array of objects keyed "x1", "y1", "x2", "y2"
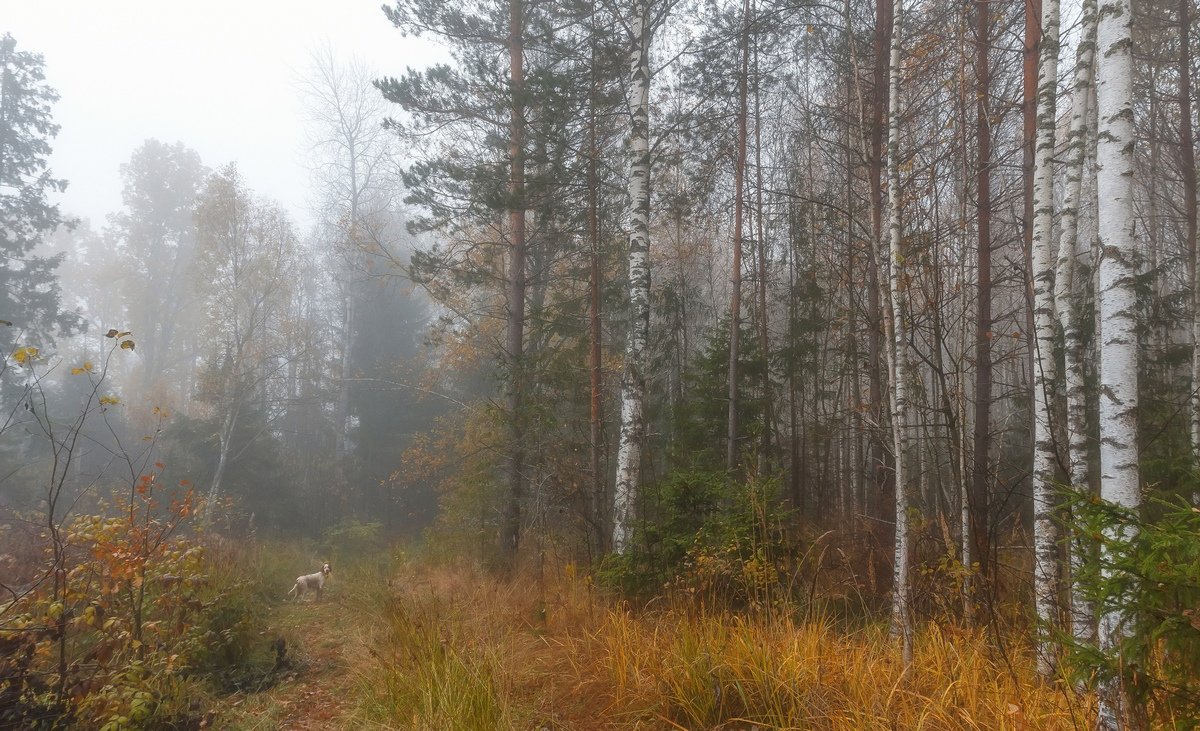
[{"x1": 4, "y1": 0, "x2": 441, "y2": 230}]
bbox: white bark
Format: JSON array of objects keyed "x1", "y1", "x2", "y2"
[
  {"x1": 204, "y1": 399, "x2": 241, "y2": 523},
  {"x1": 1030, "y1": 0, "x2": 1062, "y2": 678},
  {"x1": 1095, "y1": 0, "x2": 1140, "y2": 720},
  {"x1": 1053, "y1": 0, "x2": 1097, "y2": 649},
  {"x1": 884, "y1": 0, "x2": 913, "y2": 667},
  {"x1": 613, "y1": 0, "x2": 652, "y2": 554}
]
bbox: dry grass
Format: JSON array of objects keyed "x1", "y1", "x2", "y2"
[{"x1": 350, "y1": 560, "x2": 1094, "y2": 730}]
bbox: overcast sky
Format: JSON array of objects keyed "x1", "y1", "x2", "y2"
[{"x1": 4, "y1": 0, "x2": 442, "y2": 230}]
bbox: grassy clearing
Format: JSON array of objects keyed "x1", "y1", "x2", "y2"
[{"x1": 346, "y1": 559, "x2": 1092, "y2": 730}]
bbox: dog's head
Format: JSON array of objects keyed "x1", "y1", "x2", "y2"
[{"x1": 322, "y1": 562, "x2": 332, "y2": 576}]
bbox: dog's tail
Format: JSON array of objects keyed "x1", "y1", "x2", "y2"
[{"x1": 287, "y1": 581, "x2": 298, "y2": 601}]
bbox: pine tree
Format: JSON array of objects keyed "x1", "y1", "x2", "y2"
[{"x1": 0, "y1": 34, "x2": 82, "y2": 365}]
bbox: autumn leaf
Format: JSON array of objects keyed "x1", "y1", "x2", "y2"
[
  {"x1": 120, "y1": 340, "x2": 136, "y2": 350},
  {"x1": 99, "y1": 395, "x2": 121, "y2": 406},
  {"x1": 12, "y1": 346, "x2": 38, "y2": 365},
  {"x1": 105, "y1": 329, "x2": 119, "y2": 338}
]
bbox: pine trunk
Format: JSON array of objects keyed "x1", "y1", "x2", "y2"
[
  {"x1": 727, "y1": 0, "x2": 751, "y2": 473},
  {"x1": 588, "y1": 8, "x2": 606, "y2": 555},
  {"x1": 500, "y1": 0, "x2": 527, "y2": 568},
  {"x1": 971, "y1": 0, "x2": 993, "y2": 590}
]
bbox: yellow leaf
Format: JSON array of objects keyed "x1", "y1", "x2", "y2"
[
  {"x1": 71, "y1": 368, "x2": 85, "y2": 376},
  {"x1": 99, "y1": 395, "x2": 121, "y2": 406},
  {"x1": 120, "y1": 340, "x2": 136, "y2": 351},
  {"x1": 12, "y1": 346, "x2": 38, "y2": 365}
]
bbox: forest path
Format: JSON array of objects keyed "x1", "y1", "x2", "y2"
[{"x1": 215, "y1": 594, "x2": 363, "y2": 730}]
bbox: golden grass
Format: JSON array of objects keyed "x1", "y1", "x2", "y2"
[{"x1": 349, "y1": 560, "x2": 1094, "y2": 730}]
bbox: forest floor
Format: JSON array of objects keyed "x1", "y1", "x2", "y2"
[{"x1": 210, "y1": 553, "x2": 1091, "y2": 730}]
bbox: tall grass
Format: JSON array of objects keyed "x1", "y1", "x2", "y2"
[
  {"x1": 351, "y1": 563, "x2": 516, "y2": 729},
  {"x1": 348, "y1": 560, "x2": 1092, "y2": 730},
  {"x1": 592, "y1": 610, "x2": 1087, "y2": 729}
]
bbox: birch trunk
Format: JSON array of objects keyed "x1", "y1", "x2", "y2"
[
  {"x1": 1030, "y1": 0, "x2": 1061, "y2": 677},
  {"x1": 1095, "y1": 0, "x2": 1140, "y2": 718},
  {"x1": 1053, "y1": 0, "x2": 1096, "y2": 647},
  {"x1": 205, "y1": 398, "x2": 242, "y2": 524},
  {"x1": 884, "y1": 0, "x2": 913, "y2": 666},
  {"x1": 613, "y1": 0, "x2": 652, "y2": 554}
]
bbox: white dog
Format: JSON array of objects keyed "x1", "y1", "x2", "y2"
[{"x1": 287, "y1": 562, "x2": 331, "y2": 601}]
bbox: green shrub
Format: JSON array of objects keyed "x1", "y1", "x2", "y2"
[{"x1": 598, "y1": 470, "x2": 789, "y2": 608}]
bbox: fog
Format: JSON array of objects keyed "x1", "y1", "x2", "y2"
[
  {"x1": 3, "y1": 0, "x2": 443, "y2": 227},
  {"x1": 0, "y1": 5, "x2": 455, "y2": 539}
]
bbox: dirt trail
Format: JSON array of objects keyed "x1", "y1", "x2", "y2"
[{"x1": 216, "y1": 597, "x2": 361, "y2": 730}]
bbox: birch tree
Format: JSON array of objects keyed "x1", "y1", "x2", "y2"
[
  {"x1": 612, "y1": 0, "x2": 653, "y2": 553},
  {"x1": 1029, "y1": 0, "x2": 1061, "y2": 677},
  {"x1": 883, "y1": 0, "x2": 912, "y2": 666},
  {"x1": 1095, "y1": 0, "x2": 1141, "y2": 717},
  {"x1": 1053, "y1": 0, "x2": 1096, "y2": 647},
  {"x1": 194, "y1": 166, "x2": 298, "y2": 519}
]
